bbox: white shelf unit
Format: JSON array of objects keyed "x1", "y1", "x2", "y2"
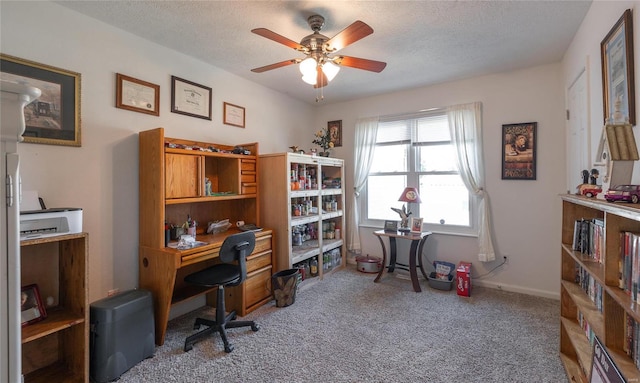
[{"x1": 258, "y1": 152, "x2": 345, "y2": 282}]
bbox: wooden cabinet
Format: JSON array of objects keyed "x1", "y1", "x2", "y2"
[
  {"x1": 138, "y1": 128, "x2": 273, "y2": 346},
  {"x1": 21, "y1": 233, "x2": 88, "y2": 383},
  {"x1": 258, "y1": 152, "x2": 345, "y2": 285},
  {"x1": 560, "y1": 195, "x2": 640, "y2": 382}
]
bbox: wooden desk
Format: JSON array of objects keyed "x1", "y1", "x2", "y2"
[
  {"x1": 373, "y1": 230, "x2": 431, "y2": 292},
  {"x1": 139, "y1": 229, "x2": 273, "y2": 345}
]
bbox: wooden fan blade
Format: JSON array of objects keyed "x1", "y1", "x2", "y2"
[
  {"x1": 333, "y1": 56, "x2": 387, "y2": 72},
  {"x1": 325, "y1": 21, "x2": 373, "y2": 52},
  {"x1": 251, "y1": 59, "x2": 298, "y2": 73},
  {"x1": 251, "y1": 28, "x2": 307, "y2": 52},
  {"x1": 313, "y1": 66, "x2": 328, "y2": 88}
]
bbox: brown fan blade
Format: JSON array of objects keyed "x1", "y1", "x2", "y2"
[
  {"x1": 313, "y1": 66, "x2": 328, "y2": 89},
  {"x1": 333, "y1": 56, "x2": 387, "y2": 73},
  {"x1": 251, "y1": 59, "x2": 298, "y2": 73},
  {"x1": 251, "y1": 28, "x2": 307, "y2": 52},
  {"x1": 324, "y1": 21, "x2": 373, "y2": 52}
]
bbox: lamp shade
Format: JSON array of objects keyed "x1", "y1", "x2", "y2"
[{"x1": 398, "y1": 187, "x2": 421, "y2": 203}]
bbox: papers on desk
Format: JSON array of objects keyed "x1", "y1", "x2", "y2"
[{"x1": 168, "y1": 236, "x2": 208, "y2": 250}]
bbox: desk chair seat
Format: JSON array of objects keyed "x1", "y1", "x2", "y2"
[{"x1": 183, "y1": 232, "x2": 260, "y2": 353}]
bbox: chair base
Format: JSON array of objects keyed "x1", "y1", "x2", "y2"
[{"x1": 183, "y1": 311, "x2": 259, "y2": 353}]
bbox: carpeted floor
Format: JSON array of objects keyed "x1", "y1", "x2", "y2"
[{"x1": 115, "y1": 266, "x2": 565, "y2": 382}]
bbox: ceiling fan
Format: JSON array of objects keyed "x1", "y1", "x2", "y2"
[{"x1": 251, "y1": 14, "x2": 387, "y2": 88}]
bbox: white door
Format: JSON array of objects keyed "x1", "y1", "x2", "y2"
[{"x1": 567, "y1": 68, "x2": 590, "y2": 193}]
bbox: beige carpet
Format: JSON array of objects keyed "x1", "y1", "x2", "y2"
[{"x1": 114, "y1": 266, "x2": 565, "y2": 382}]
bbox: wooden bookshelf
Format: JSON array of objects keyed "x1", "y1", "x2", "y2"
[{"x1": 560, "y1": 195, "x2": 640, "y2": 382}]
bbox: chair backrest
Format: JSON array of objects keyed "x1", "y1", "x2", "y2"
[{"x1": 219, "y1": 231, "x2": 256, "y2": 286}]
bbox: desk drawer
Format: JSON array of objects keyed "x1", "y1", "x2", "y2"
[
  {"x1": 247, "y1": 250, "x2": 272, "y2": 273},
  {"x1": 254, "y1": 234, "x2": 272, "y2": 253},
  {"x1": 241, "y1": 160, "x2": 256, "y2": 172},
  {"x1": 245, "y1": 266, "x2": 272, "y2": 308}
]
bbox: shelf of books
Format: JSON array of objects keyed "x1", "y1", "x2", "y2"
[{"x1": 561, "y1": 195, "x2": 640, "y2": 382}]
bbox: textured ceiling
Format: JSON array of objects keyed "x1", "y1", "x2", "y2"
[{"x1": 55, "y1": 1, "x2": 592, "y2": 106}]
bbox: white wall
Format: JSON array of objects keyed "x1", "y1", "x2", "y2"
[
  {"x1": 315, "y1": 64, "x2": 567, "y2": 298},
  {"x1": 562, "y1": 1, "x2": 640, "y2": 182},
  {"x1": 1, "y1": 1, "x2": 313, "y2": 304}
]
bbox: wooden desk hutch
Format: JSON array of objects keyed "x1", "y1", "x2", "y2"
[{"x1": 138, "y1": 128, "x2": 274, "y2": 346}]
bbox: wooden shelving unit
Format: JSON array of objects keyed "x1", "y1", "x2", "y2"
[
  {"x1": 258, "y1": 152, "x2": 345, "y2": 287},
  {"x1": 20, "y1": 232, "x2": 88, "y2": 383},
  {"x1": 138, "y1": 127, "x2": 274, "y2": 346},
  {"x1": 560, "y1": 195, "x2": 640, "y2": 382}
]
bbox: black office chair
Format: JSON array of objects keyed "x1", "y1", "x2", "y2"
[{"x1": 183, "y1": 231, "x2": 260, "y2": 353}]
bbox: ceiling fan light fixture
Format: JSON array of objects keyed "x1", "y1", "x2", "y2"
[
  {"x1": 323, "y1": 61, "x2": 340, "y2": 81},
  {"x1": 301, "y1": 72, "x2": 317, "y2": 85},
  {"x1": 299, "y1": 57, "x2": 317, "y2": 77}
]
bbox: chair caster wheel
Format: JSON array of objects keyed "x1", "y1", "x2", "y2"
[
  {"x1": 251, "y1": 324, "x2": 260, "y2": 332},
  {"x1": 224, "y1": 344, "x2": 234, "y2": 353},
  {"x1": 184, "y1": 344, "x2": 193, "y2": 352},
  {"x1": 193, "y1": 324, "x2": 200, "y2": 330}
]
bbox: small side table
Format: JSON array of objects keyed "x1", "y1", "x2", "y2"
[{"x1": 373, "y1": 229, "x2": 432, "y2": 292}]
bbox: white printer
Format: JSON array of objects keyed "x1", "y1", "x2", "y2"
[{"x1": 20, "y1": 208, "x2": 83, "y2": 240}]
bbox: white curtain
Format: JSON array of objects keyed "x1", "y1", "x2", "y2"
[
  {"x1": 347, "y1": 117, "x2": 379, "y2": 255},
  {"x1": 447, "y1": 102, "x2": 496, "y2": 262}
]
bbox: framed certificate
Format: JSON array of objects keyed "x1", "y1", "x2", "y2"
[
  {"x1": 171, "y1": 75, "x2": 212, "y2": 120},
  {"x1": 223, "y1": 102, "x2": 245, "y2": 128},
  {"x1": 116, "y1": 73, "x2": 159, "y2": 116}
]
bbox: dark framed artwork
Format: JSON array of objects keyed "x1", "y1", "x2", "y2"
[
  {"x1": 170, "y1": 75, "x2": 212, "y2": 120},
  {"x1": 223, "y1": 102, "x2": 245, "y2": 128},
  {"x1": 116, "y1": 73, "x2": 159, "y2": 116},
  {"x1": 0, "y1": 54, "x2": 81, "y2": 147},
  {"x1": 328, "y1": 120, "x2": 342, "y2": 147},
  {"x1": 502, "y1": 122, "x2": 537, "y2": 180},
  {"x1": 21, "y1": 284, "x2": 47, "y2": 326},
  {"x1": 601, "y1": 9, "x2": 635, "y2": 125}
]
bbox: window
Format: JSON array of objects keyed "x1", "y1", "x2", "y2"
[{"x1": 363, "y1": 111, "x2": 476, "y2": 235}]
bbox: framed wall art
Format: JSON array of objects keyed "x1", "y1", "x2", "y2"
[
  {"x1": 502, "y1": 122, "x2": 537, "y2": 180},
  {"x1": 170, "y1": 75, "x2": 212, "y2": 120},
  {"x1": 328, "y1": 120, "x2": 342, "y2": 147},
  {"x1": 410, "y1": 217, "x2": 423, "y2": 233},
  {"x1": 21, "y1": 284, "x2": 46, "y2": 326},
  {"x1": 0, "y1": 54, "x2": 81, "y2": 147},
  {"x1": 383, "y1": 220, "x2": 398, "y2": 232},
  {"x1": 223, "y1": 102, "x2": 245, "y2": 128},
  {"x1": 601, "y1": 9, "x2": 635, "y2": 125},
  {"x1": 116, "y1": 73, "x2": 159, "y2": 116}
]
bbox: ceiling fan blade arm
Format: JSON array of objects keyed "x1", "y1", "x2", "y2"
[
  {"x1": 251, "y1": 28, "x2": 307, "y2": 52},
  {"x1": 251, "y1": 59, "x2": 298, "y2": 73},
  {"x1": 324, "y1": 21, "x2": 374, "y2": 52},
  {"x1": 334, "y1": 56, "x2": 387, "y2": 73}
]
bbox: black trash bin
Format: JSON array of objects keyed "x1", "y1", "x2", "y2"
[{"x1": 272, "y1": 269, "x2": 300, "y2": 307}]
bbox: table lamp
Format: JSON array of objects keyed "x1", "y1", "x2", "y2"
[{"x1": 393, "y1": 187, "x2": 421, "y2": 232}]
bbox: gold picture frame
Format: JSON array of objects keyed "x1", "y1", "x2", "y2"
[
  {"x1": 0, "y1": 54, "x2": 81, "y2": 147},
  {"x1": 601, "y1": 9, "x2": 635, "y2": 125},
  {"x1": 223, "y1": 102, "x2": 245, "y2": 128},
  {"x1": 328, "y1": 120, "x2": 342, "y2": 147},
  {"x1": 116, "y1": 73, "x2": 159, "y2": 116}
]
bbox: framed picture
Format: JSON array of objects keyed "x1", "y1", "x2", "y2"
[
  {"x1": 223, "y1": 102, "x2": 245, "y2": 128},
  {"x1": 21, "y1": 284, "x2": 46, "y2": 326},
  {"x1": 601, "y1": 9, "x2": 635, "y2": 125},
  {"x1": 115, "y1": 73, "x2": 159, "y2": 116},
  {"x1": 170, "y1": 75, "x2": 212, "y2": 120},
  {"x1": 384, "y1": 220, "x2": 398, "y2": 232},
  {"x1": 0, "y1": 54, "x2": 81, "y2": 147},
  {"x1": 501, "y1": 122, "x2": 537, "y2": 180},
  {"x1": 328, "y1": 120, "x2": 342, "y2": 147},
  {"x1": 410, "y1": 217, "x2": 423, "y2": 233}
]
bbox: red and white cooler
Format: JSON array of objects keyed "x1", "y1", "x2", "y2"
[{"x1": 456, "y1": 262, "x2": 472, "y2": 297}]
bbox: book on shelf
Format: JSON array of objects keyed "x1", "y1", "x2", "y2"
[{"x1": 572, "y1": 218, "x2": 605, "y2": 263}]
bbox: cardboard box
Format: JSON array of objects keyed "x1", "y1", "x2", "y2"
[{"x1": 456, "y1": 262, "x2": 472, "y2": 297}]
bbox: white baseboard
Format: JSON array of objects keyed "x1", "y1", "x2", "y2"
[{"x1": 474, "y1": 279, "x2": 560, "y2": 300}]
